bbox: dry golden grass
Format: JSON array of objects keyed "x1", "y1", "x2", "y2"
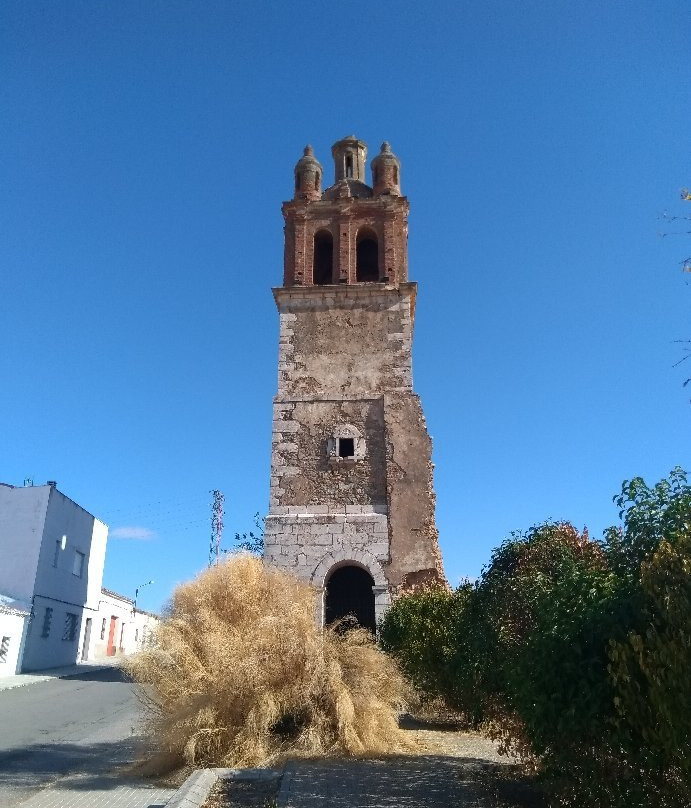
[{"x1": 126, "y1": 555, "x2": 412, "y2": 773}]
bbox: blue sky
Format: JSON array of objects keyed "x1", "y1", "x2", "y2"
[{"x1": 1, "y1": 1, "x2": 689, "y2": 613}]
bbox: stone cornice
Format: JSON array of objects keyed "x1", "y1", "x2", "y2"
[
  {"x1": 273, "y1": 281, "x2": 417, "y2": 324},
  {"x1": 282, "y1": 195, "x2": 409, "y2": 221}
]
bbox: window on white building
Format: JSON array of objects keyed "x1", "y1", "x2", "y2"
[
  {"x1": 72, "y1": 551, "x2": 85, "y2": 577},
  {"x1": 53, "y1": 535, "x2": 67, "y2": 567},
  {"x1": 41, "y1": 607, "x2": 53, "y2": 638},
  {"x1": 100, "y1": 617, "x2": 106, "y2": 640},
  {"x1": 63, "y1": 613, "x2": 78, "y2": 642},
  {"x1": 0, "y1": 636, "x2": 10, "y2": 663}
]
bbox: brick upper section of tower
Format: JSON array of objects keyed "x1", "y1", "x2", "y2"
[{"x1": 282, "y1": 136, "x2": 409, "y2": 287}]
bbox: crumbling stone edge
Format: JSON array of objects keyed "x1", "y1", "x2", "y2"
[{"x1": 162, "y1": 766, "x2": 283, "y2": 808}]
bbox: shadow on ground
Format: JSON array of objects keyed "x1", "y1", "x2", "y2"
[
  {"x1": 282, "y1": 755, "x2": 546, "y2": 808},
  {"x1": 0, "y1": 738, "x2": 147, "y2": 792},
  {"x1": 61, "y1": 666, "x2": 133, "y2": 683},
  {"x1": 399, "y1": 712, "x2": 470, "y2": 732}
]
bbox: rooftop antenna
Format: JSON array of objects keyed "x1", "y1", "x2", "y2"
[
  {"x1": 209, "y1": 490, "x2": 225, "y2": 567},
  {"x1": 23, "y1": 477, "x2": 34, "y2": 487}
]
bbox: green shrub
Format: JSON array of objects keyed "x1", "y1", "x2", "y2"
[
  {"x1": 604, "y1": 466, "x2": 690, "y2": 580},
  {"x1": 379, "y1": 585, "x2": 468, "y2": 706},
  {"x1": 607, "y1": 534, "x2": 691, "y2": 807},
  {"x1": 467, "y1": 523, "x2": 624, "y2": 759},
  {"x1": 381, "y1": 470, "x2": 690, "y2": 807}
]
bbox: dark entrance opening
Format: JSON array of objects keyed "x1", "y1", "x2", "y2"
[
  {"x1": 356, "y1": 230, "x2": 379, "y2": 282},
  {"x1": 338, "y1": 437, "x2": 354, "y2": 458},
  {"x1": 313, "y1": 231, "x2": 333, "y2": 285},
  {"x1": 325, "y1": 565, "x2": 376, "y2": 632}
]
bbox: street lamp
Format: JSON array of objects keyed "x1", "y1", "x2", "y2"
[{"x1": 133, "y1": 579, "x2": 154, "y2": 614}]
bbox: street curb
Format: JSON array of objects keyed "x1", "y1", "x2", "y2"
[
  {"x1": 162, "y1": 767, "x2": 282, "y2": 808},
  {"x1": 0, "y1": 663, "x2": 113, "y2": 692}
]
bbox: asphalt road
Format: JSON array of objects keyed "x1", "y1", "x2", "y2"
[{"x1": 0, "y1": 667, "x2": 149, "y2": 807}]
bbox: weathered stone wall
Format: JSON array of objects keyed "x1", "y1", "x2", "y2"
[
  {"x1": 263, "y1": 508, "x2": 392, "y2": 626},
  {"x1": 268, "y1": 282, "x2": 445, "y2": 596},
  {"x1": 383, "y1": 392, "x2": 445, "y2": 589},
  {"x1": 267, "y1": 138, "x2": 446, "y2": 625},
  {"x1": 274, "y1": 284, "x2": 414, "y2": 399},
  {"x1": 264, "y1": 509, "x2": 390, "y2": 577},
  {"x1": 270, "y1": 399, "x2": 386, "y2": 509}
]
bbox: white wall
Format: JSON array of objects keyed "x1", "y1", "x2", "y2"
[
  {"x1": 21, "y1": 595, "x2": 85, "y2": 671},
  {"x1": 89, "y1": 591, "x2": 159, "y2": 659},
  {"x1": 34, "y1": 488, "x2": 96, "y2": 606},
  {"x1": 0, "y1": 608, "x2": 29, "y2": 676},
  {"x1": 86, "y1": 520, "x2": 108, "y2": 610},
  {"x1": 0, "y1": 486, "x2": 49, "y2": 602},
  {"x1": 21, "y1": 487, "x2": 109, "y2": 672},
  {"x1": 131, "y1": 610, "x2": 159, "y2": 652},
  {"x1": 91, "y1": 590, "x2": 134, "y2": 659}
]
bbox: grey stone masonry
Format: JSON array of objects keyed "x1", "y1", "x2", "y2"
[
  {"x1": 264, "y1": 137, "x2": 446, "y2": 628},
  {"x1": 273, "y1": 284, "x2": 415, "y2": 399}
]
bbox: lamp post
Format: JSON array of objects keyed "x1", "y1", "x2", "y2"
[{"x1": 133, "y1": 579, "x2": 154, "y2": 615}]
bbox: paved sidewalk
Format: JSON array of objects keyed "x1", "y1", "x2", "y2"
[
  {"x1": 4, "y1": 701, "x2": 176, "y2": 808},
  {"x1": 0, "y1": 660, "x2": 119, "y2": 692},
  {"x1": 17, "y1": 774, "x2": 175, "y2": 808},
  {"x1": 0, "y1": 661, "x2": 175, "y2": 808},
  {"x1": 278, "y1": 756, "x2": 538, "y2": 807}
]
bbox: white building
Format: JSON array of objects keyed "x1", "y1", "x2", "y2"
[
  {"x1": 0, "y1": 481, "x2": 107, "y2": 672},
  {"x1": 91, "y1": 587, "x2": 159, "y2": 659},
  {"x1": 0, "y1": 594, "x2": 31, "y2": 675}
]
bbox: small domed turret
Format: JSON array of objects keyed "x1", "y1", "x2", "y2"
[
  {"x1": 294, "y1": 145, "x2": 323, "y2": 201},
  {"x1": 332, "y1": 136, "x2": 367, "y2": 183},
  {"x1": 371, "y1": 141, "x2": 401, "y2": 196}
]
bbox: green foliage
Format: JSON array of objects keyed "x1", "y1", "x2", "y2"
[
  {"x1": 379, "y1": 585, "x2": 468, "y2": 705},
  {"x1": 381, "y1": 469, "x2": 690, "y2": 807},
  {"x1": 456, "y1": 523, "x2": 626, "y2": 760},
  {"x1": 224, "y1": 512, "x2": 265, "y2": 555},
  {"x1": 607, "y1": 534, "x2": 691, "y2": 806},
  {"x1": 604, "y1": 466, "x2": 691, "y2": 580},
  {"x1": 490, "y1": 525, "x2": 623, "y2": 756}
]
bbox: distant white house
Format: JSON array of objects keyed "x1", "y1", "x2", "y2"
[
  {"x1": 92, "y1": 587, "x2": 159, "y2": 659},
  {"x1": 0, "y1": 481, "x2": 159, "y2": 675}
]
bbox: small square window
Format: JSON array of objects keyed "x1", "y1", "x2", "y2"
[
  {"x1": 72, "y1": 551, "x2": 85, "y2": 578},
  {"x1": 63, "y1": 613, "x2": 78, "y2": 642},
  {"x1": 0, "y1": 636, "x2": 10, "y2": 663},
  {"x1": 41, "y1": 607, "x2": 53, "y2": 638},
  {"x1": 338, "y1": 438, "x2": 355, "y2": 458}
]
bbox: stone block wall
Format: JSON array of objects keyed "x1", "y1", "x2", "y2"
[
  {"x1": 263, "y1": 507, "x2": 392, "y2": 625},
  {"x1": 274, "y1": 284, "x2": 414, "y2": 399}
]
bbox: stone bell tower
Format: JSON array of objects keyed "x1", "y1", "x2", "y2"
[{"x1": 263, "y1": 135, "x2": 445, "y2": 629}]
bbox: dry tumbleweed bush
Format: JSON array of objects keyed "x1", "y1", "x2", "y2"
[{"x1": 126, "y1": 555, "x2": 411, "y2": 772}]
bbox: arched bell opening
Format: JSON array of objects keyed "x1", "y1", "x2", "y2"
[
  {"x1": 313, "y1": 230, "x2": 334, "y2": 285},
  {"x1": 356, "y1": 228, "x2": 379, "y2": 282},
  {"x1": 324, "y1": 564, "x2": 376, "y2": 632}
]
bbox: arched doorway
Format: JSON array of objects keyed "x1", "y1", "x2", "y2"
[{"x1": 325, "y1": 565, "x2": 376, "y2": 632}]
